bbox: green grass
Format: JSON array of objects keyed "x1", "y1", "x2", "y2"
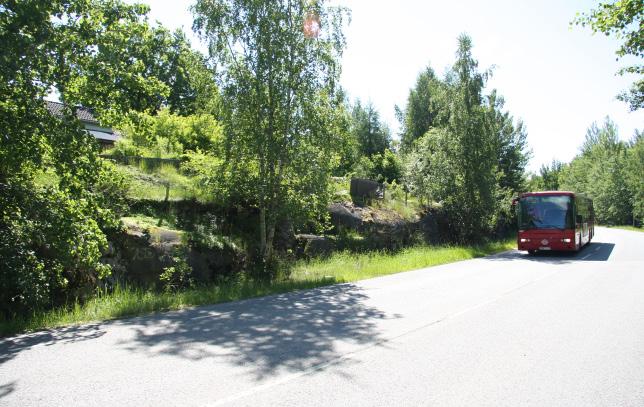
[
  {"x1": 289, "y1": 239, "x2": 514, "y2": 282},
  {"x1": 0, "y1": 280, "x2": 331, "y2": 337},
  {"x1": 117, "y1": 163, "x2": 199, "y2": 201},
  {"x1": 1, "y1": 238, "x2": 514, "y2": 337},
  {"x1": 603, "y1": 225, "x2": 643, "y2": 232},
  {"x1": 32, "y1": 161, "x2": 202, "y2": 202}
]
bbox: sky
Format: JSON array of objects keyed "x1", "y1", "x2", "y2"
[{"x1": 135, "y1": 0, "x2": 643, "y2": 173}]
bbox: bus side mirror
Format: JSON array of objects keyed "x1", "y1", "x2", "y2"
[
  {"x1": 576, "y1": 215, "x2": 582, "y2": 224},
  {"x1": 511, "y1": 198, "x2": 518, "y2": 206}
]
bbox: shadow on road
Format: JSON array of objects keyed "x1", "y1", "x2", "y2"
[
  {"x1": 117, "y1": 283, "x2": 392, "y2": 380},
  {"x1": 0, "y1": 381, "x2": 16, "y2": 400},
  {"x1": 490, "y1": 242, "x2": 615, "y2": 264},
  {"x1": 0, "y1": 324, "x2": 105, "y2": 365}
]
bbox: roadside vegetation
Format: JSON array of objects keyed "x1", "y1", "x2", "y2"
[
  {"x1": 603, "y1": 225, "x2": 643, "y2": 233},
  {"x1": 0, "y1": 238, "x2": 514, "y2": 336},
  {"x1": 528, "y1": 118, "x2": 642, "y2": 227},
  {"x1": 1, "y1": 0, "x2": 640, "y2": 336}
]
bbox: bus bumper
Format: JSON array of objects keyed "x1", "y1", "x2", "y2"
[{"x1": 517, "y1": 231, "x2": 578, "y2": 252}]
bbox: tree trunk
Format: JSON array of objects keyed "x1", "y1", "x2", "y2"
[
  {"x1": 259, "y1": 206, "x2": 267, "y2": 263},
  {"x1": 265, "y1": 219, "x2": 276, "y2": 264}
]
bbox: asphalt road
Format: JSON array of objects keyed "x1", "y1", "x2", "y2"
[{"x1": 1, "y1": 227, "x2": 643, "y2": 406}]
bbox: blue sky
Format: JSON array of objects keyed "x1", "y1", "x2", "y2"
[{"x1": 136, "y1": 0, "x2": 643, "y2": 173}]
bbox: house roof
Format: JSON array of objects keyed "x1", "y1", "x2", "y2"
[
  {"x1": 45, "y1": 100, "x2": 100, "y2": 125},
  {"x1": 45, "y1": 100, "x2": 119, "y2": 144},
  {"x1": 88, "y1": 130, "x2": 119, "y2": 142}
]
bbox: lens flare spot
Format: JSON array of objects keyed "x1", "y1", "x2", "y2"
[{"x1": 304, "y1": 13, "x2": 321, "y2": 38}]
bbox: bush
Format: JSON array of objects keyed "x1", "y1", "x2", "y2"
[
  {"x1": 111, "y1": 109, "x2": 224, "y2": 158},
  {"x1": 371, "y1": 149, "x2": 403, "y2": 183},
  {"x1": 0, "y1": 179, "x2": 111, "y2": 318},
  {"x1": 93, "y1": 160, "x2": 131, "y2": 224},
  {"x1": 160, "y1": 248, "x2": 194, "y2": 293}
]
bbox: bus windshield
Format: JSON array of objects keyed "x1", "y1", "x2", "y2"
[{"x1": 518, "y1": 195, "x2": 573, "y2": 230}]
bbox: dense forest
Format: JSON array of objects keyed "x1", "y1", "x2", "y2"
[
  {"x1": 1, "y1": 0, "x2": 641, "y2": 320},
  {"x1": 528, "y1": 119, "x2": 643, "y2": 226}
]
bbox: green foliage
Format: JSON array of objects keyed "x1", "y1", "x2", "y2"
[
  {"x1": 0, "y1": 0, "x2": 189, "y2": 317},
  {"x1": 404, "y1": 36, "x2": 505, "y2": 241},
  {"x1": 160, "y1": 250, "x2": 194, "y2": 293},
  {"x1": 340, "y1": 99, "x2": 399, "y2": 182},
  {"x1": 560, "y1": 117, "x2": 638, "y2": 225},
  {"x1": 50, "y1": 1, "x2": 170, "y2": 122},
  {"x1": 397, "y1": 66, "x2": 446, "y2": 151},
  {"x1": 111, "y1": 109, "x2": 225, "y2": 158},
  {"x1": 115, "y1": 162, "x2": 202, "y2": 202},
  {"x1": 374, "y1": 180, "x2": 420, "y2": 221},
  {"x1": 2, "y1": 237, "x2": 514, "y2": 336},
  {"x1": 348, "y1": 148, "x2": 402, "y2": 184},
  {"x1": 0, "y1": 180, "x2": 110, "y2": 317},
  {"x1": 94, "y1": 160, "x2": 131, "y2": 220},
  {"x1": 529, "y1": 160, "x2": 565, "y2": 191},
  {"x1": 144, "y1": 29, "x2": 222, "y2": 116},
  {"x1": 180, "y1": 152, "x2": 231, "y2": 203},
  {"x1": 573, "y1": 0, "x2": 643, "y2": 110},
  {"x1": 370, "y1": 149, "x2": 403, "y2": 183},
  {"x1": 350, "y1": 100, "x2": 392, "y2": 157},
  {"x1": 486, "y1": 90, "x2": 530, "y2": 193},
  {"x1": 401, "y1": 35, "x2": 530, "y2": 241},
  {"x1": 625, "y1": 131, "x2": 644, "y2": 223},
  {"x1": 290, "y1": 238, "x2": 515, "y2": 283},
  {"x1": 193, "y1": 0, "x2": 351, "y2": 264},
  {"x1": 55, "y1": 3, "x2": 219, "y2": 121},
  {"x1": 331, "y1": 104, "x2": 360, "y2": 177}
]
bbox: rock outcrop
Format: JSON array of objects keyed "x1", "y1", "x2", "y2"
[
  {"x1": 295, "y1": 234, "x2": 336, "y2": 257},
  {"x1": 328, "y1": 201, "x2": 421, "y2": 250},
  {"x1": 102, "y1": 219, "x2": 244, "y2": 287}
]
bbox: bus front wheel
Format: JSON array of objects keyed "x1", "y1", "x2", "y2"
[{"x1": 528, "y1": 250, "x2": 537, "y2": 255}]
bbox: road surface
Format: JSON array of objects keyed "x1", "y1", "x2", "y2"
[{"x1": 1, "y1": 227, "x2": 643, "y2": 406}]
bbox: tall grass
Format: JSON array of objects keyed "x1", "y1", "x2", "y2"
[
  {"x1": 116, "y1": 162, "x2": 202, "y2": 201},
  {"x1": 0, "y1": 280, "x2": 333, "y2": 336},
  {"x1": 290, "y1": 239, "x2": 514, "y2": 282},
  {"x1": 1, "y1": 238, "x2": 515, "y2": 337}
]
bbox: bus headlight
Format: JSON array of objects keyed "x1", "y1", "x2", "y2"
[
  {"x1": 520, "y1": 238, "x2": 530, "y2": 243},
  {"x1": 561, "y1": 238, "x2": 571, "y2": 243}
]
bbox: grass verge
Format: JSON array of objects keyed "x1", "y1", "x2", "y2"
[
  {"x1": 290, "y1": 239, "x2": 514, "y2": 282},
  {"x1": 603, "y1": 225, "x2": 643, "y2": 233},
  {"x1": 1, "y1": 238, "x2": 515, "y2": 337}
]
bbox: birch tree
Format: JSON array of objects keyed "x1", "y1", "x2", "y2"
[{"x1": 193, "y1": 0, "x2": 350, "y2": 266}]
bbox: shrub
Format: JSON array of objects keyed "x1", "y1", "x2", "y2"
[
  {"x1": 160, "y1": 249, "x2": 194, "y2": 293},
  {"x1": 111, "y1": 109, "x2": 225, "y2": 158},
  {"x1": 0, "y1": 179, "x2": 111, "y2": 317}
]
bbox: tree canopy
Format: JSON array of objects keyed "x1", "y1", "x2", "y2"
[
  {"x1": 403, "y1": 35, "x2": 529, "y2": 240},
  {"x1": 573, "y1": 0, "x2": 644, "y2": 110},
  {"x1": 0, "y1": 0, "x2": 200, "y2": 316},
  {"x1": 192, "y1": 0, "x2": 351, "y2": 264}
]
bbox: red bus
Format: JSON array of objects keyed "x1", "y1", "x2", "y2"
[{"x1": 515, "y1": 191, "x2": 594, "y2": 254}]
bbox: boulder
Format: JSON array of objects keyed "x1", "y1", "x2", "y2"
[
  {"x1": 295, "y1": 234, "x2": 336, "y2": 257},
  {"x1": 350, "y1": 178, "x2": 384, "y2": 204},
  {"x1": 103, "y1": 220, "x2": 245, "y2": 287},
  {"x1": 328, "y1": 201, "x2": 423, "y2": 250},
  {"x1": 188, "y1": 243, "x2": 244, "y2": 282},
  {"x1": 415, "y1": 211, "x2": 440, "y2": 244},
  {"x1": 328, "y1": 202, "x2": 365, "y2": 230}
]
